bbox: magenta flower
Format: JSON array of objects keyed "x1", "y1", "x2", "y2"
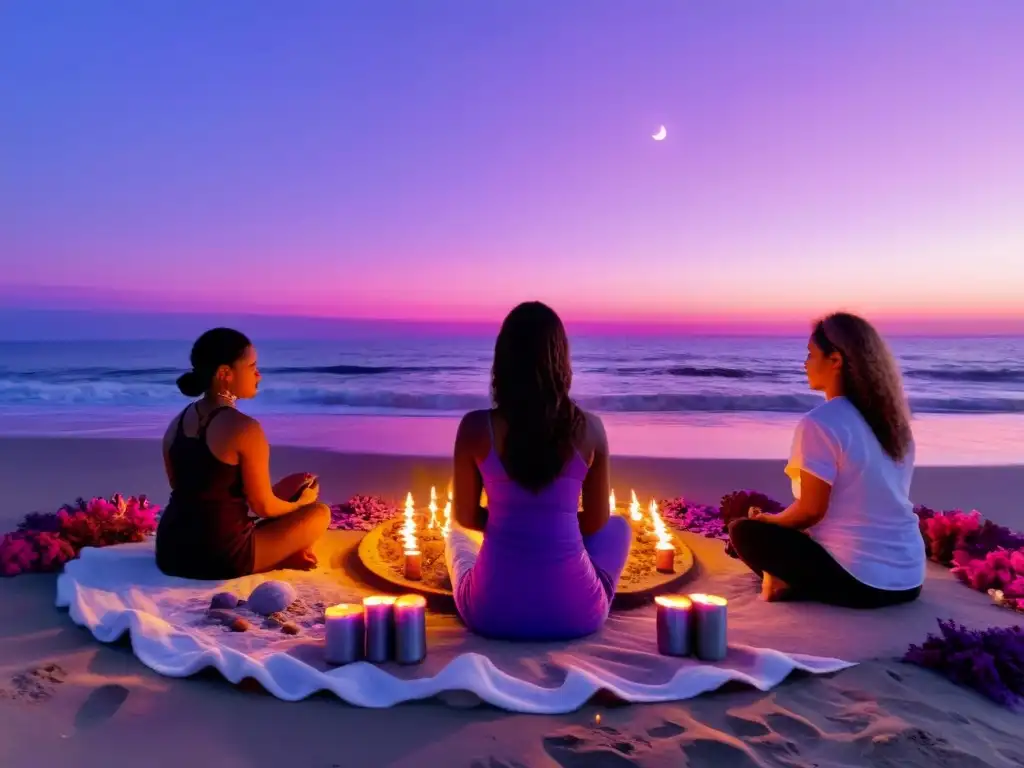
[{"x1": 1, "y1": 494, "x2": 160, "y2": 577}]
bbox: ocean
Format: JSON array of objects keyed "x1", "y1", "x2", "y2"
[{"x1": 0, "y1": 335, "x2": 1021, "y2": 465}]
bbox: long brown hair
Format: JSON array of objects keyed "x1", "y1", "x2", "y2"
[
  {"x1": 812, "y1": 312, "x2": 913, "y2": 462},
  {"x1": 490, "y1": 302, "x2": 585, "y2": 491}
]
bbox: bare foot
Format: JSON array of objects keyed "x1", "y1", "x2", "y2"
[
  {"x1": 760, "y1": 573, "x2": 792, "y2": 602},
  {"x1": 279, "y1": 548, "x2": 318, "y2": 571}
]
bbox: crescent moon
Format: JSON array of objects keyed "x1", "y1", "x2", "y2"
[{"x1": 652, "y1": 125, "x2": 667, "y2": 141}]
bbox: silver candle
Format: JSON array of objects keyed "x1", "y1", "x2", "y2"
[
  {"x1": 363, "y1": 595, "x2": 397, "y2": 663},
  {"x1": 690, "y1": 593, "x2": 728, "y2": 661},
  {"x1": 655, "y1": 595, "x2": 692, "y2": 656},
  {"x1": 323, "y1": 603, "x2": 364, "y2": 665},
  {"x1": 393, "y1": 594, "x2": 427, "y2": 665}
]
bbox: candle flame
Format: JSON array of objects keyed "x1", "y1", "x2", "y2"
[
  {"x1": 654, "y1": 595, "x2": 693, "y2": 609},
  {"x1": 402, "y1": 491, "x2": 418, "y2": 554},
  {"x1": 689, "y1": 593, "x2": 728, "y2": 606},
  {"x1": 325, "y1": 603, "x2": 363, "y2": 618},
  {"x1": 395, "y1": 594, "x2": 427, "y2": 610},
  {"x1": 439, "y1": 484, "x2": 453, "y2": 538},
  {"x1": 609, "y1": 489, "x2": 616, "y2": 514},
  {"x1": 427, "y1": 485, "x2": 439, "y2": 529},
  {"x1": 650, "y1": 499, "x2": 674, "y2": 552},
  {"x1": 363, "y1": 595, "x2": 397, "y2": 607},
  {"x1": 629, "y1": 489, "x2": 642, "y2": 521}
]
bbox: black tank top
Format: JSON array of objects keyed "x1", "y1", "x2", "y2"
[{"x1": 155, "y1": 404, "x2": 256, "y2": 579}]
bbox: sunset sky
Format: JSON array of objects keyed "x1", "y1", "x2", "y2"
[{"x1": 1, "y1": 1, "x2": 1022, "y2": 333}]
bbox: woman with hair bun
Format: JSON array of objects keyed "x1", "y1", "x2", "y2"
[
  {"x1": 729, "y1": 312, "x2": 926, "y2": 608},
  {"x1": 156, "y1": 328, "x2": 330, "y2": 579}
]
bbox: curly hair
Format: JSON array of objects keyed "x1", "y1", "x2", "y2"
[
  {"x1": 490, "y1": 302, "x2": 585, "y2": 491},
  {"x1": 812, "y1": 312, "x2": 913, "y2": 462}
]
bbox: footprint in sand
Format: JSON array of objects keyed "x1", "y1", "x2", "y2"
[
  {"x1": 74, "y1": 684, "x2": 130, "y2": 728},
  {"x1": 679, "y1": 738, "x2": 765, "y2": 768},
  {"x1": 0, "y1": 663, "x2": 67, "y2": 704},
  {"x1": 543, "y1": 728, "x2": 646, "y2": 768},
  {"x1": 646, "y1": 720, "x2": 687, "y2": 740},
  {"x1": 864, "y1": 726, "x2": 992, "y2": 768},
  {"x1": 725, "y1": 715, "x2": 771, "y2": 739}
]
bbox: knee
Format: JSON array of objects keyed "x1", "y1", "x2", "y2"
[
  {"x1": 727, "y1": 518, "x2": 755, "y2": 548},
  {"x1": 306, "y1": 502, "x2": 331, "y2": 534},
  {"x1": 605, "y1": 514, "x2": 633, "y2": 546}
]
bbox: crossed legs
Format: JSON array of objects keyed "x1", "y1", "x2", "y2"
[
  {"x1": 583, "y1": 514, "x2": 633, "y2": 599},
  {"x1": 251, "y1": 473, "x2": 331, "y2": 573}
]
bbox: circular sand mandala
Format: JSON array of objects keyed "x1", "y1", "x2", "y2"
[{"x1": 357, "y1": 513, "x2": 694, "y2": 605}]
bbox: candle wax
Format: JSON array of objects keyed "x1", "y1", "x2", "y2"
[
  {"x1": 363, "y1": 595, "x2": 397, "y2": 663},
  {"x1": 324, "y1": 603, "x2": 364, "y2": 665},
  {"x1": 394, "y1": 594, "x2": 427, "y2": 665},
  {"x1": 655, "y1": 595, "x2": 692, "y2": 656}
]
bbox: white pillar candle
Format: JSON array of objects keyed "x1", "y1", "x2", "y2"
[
  {"x1": 690, "y1": 594, "x2": 728, "y2": 661},
  {"x1": 394, "y1": 594, "x2": 427, "y2": 665},
  {"x1": 363, "y1": 595, "x2": 397, "y2": 663},
  {"x1": 324, "y1": 603, "x2": 364, "y2": 665}
]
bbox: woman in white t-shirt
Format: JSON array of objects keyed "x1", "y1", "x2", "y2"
[{"x1": 729, "y1": 312, "x2": 926, "y2": 607}]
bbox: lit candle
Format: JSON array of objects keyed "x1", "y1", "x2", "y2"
[
  {"x1": 401, "y1": 491, "x2": 419, "y2": 579},
  {"x1": 324, "y1": 603, "x2": 364, "y2": 665},
  {"x1": 650, "y1": 499, "x2": 676, "y2": 572},
  {"x1": 441, "y1": 492, "x2": 452, "y2": 538},
  {"x1": 655, "y1": 595, "x2": 692, "y2": 657},
  {"x1": 404, "y1": 550, "x2": 422, "y2": 581},
  {"x1": 427, "y1": 485, "x2": 438, "y2": 529},
  {"x1": 363, "y1": 595, "x2": 397, "y2": 663},
  {"x1": 401, "y1": 492, "x2": 417, "y2": 551},
  {"x1": 629, "y1": 489, "x2": 642, "y2": 522},
  {"x1": 609, "y1": 489, "x2": 616, "y2": 514},
  {"x1": 394, "y1": 594, "x2": 427, "y2": 664},
  {"x1": 655, "y1": 543, "x2": 675, "y2": 573},
  {"x1": 690, "y1": 594, "x2": 728, "y2": 661}
]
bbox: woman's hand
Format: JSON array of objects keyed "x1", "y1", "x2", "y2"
[
  {"x1": 297, "y1": 479, "x2": 320, "y2": 506},
  {"x1": 748, "y1": 506, "x2": 767, "y2": 521}
]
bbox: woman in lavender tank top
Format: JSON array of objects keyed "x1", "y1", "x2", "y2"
[{"x1": 445, "y1": 302, "x2": 633, "y2": 640}]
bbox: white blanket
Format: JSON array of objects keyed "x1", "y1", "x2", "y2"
[{"x1": 55, "y1": 542, "x2": 854, "y2": 714}]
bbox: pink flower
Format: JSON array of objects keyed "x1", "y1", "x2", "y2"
[
  {"x1": 1010, "y1": 550, "x2": 1024, "y2": 574},
  {"x1": 0, "y1": 533, "x2": 40, "y2": 576},
  {"x1": 2, "y1": 493, "x2": 160, "y2": 577},
  {"x1": 1004, "y1": 576, "x2": 1024, "y2": 599}
]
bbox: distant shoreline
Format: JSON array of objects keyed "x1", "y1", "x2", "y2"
[{"x1": 1, "y1": 408, "x2": 1023, "y2": 467}]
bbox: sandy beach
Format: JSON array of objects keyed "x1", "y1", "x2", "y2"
[{"x1": 2, "y1": 437, "x2": 1023, "y2": 767}]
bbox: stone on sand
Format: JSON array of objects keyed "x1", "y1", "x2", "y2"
[
  {"x1": 209, "y1": 592, "x2": 240, "y2": 610},
  {"x1": 246, "y1": 581, "x2": 298, "y2": 616}
]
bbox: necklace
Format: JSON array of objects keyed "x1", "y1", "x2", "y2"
[{"x1": 214, "y1": 391, "x2": 238, "y2": 407}]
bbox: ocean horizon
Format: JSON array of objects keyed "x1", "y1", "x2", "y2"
[{"x1": 0, "y1": 333, "x2": 1021, "y2": 466}]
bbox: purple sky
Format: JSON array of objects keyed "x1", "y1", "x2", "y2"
[{"x1": 1, "y1": 1, "x2": 1022, "y2": 331}]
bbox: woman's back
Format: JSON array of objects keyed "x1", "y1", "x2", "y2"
[
  {"x1": 446, "y1": 301, "x2": 632, "y2": 640},
  {"x1": 451, "y1": 411, "x2": 621, "y2": 640},
  {"x1": 166, "y1": 406, "x2": 245, "y2": 504},
  {"x1": 157, "y1": 404, "x2": 253, "y2": 578},
  {"x1": 788, "y1": 396, "x2": 924, "y2": 591}
]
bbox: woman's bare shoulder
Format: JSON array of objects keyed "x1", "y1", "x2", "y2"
[
  {"x1": 577, "y1": 408, "x2": 608, "y2": 452},
  {"x1": 456, "y1": 409, "x2": 491, "y2": 440},
  {"x1": 219, "y1": 408, "x2": 260, "y2": 439}
]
